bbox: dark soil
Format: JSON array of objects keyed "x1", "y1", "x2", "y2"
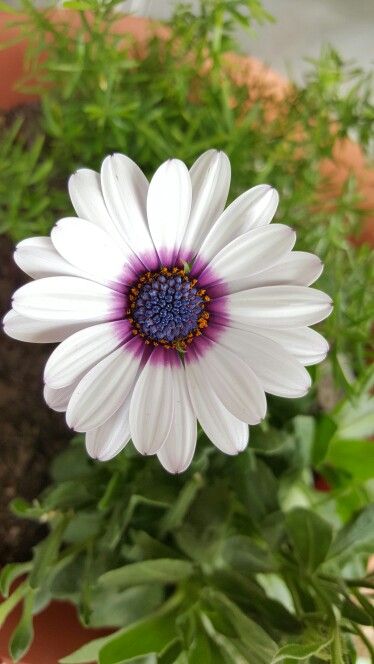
[{"x1": 0, "y1": 233, "x2": 71, "y2": 565}]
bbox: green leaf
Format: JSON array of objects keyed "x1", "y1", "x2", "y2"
[
  {"x1": 103, "y1": 657, "x2": 157, "y2": 664},
  {"x1": 89, "y1": 585, "x2": 164, "y2": 628},
  {"x1": 285, "y1": 507, "x2": 333, "y2": 572},
  {"x1": 99, "y1": 559, "x2": 194, "y2": 590},
  {"x1": 325, "y1": 438, "x2": 374, "y2": 480},
  {"x1": 271, "y1": 636, "x2": 332, "y2": 662},
  {"x1": 98, "y1": 605, "x2": 179, "y2": 664},
  {"x1": 63, "y1": 0, "x2": 93, "y2": 9},
  {"x1": 10, "y1": 497, "x2": 45, "y2": 520},
  {"x1": 64, "y1": 511, "x2": 103, "y2": 544},
  {"x1": 203, "y1": 589, "x2": 277, "y2": 663},
  {"x1": 222, "y1": 536, "x2": 276, "y2": 574},
  {"x1": 328, "y1": 503, "x2": 374, "y2": 562},
  {"x1": 313, "y1": 415, "x2": 338, "y2": 465},
  {"x1": 0, "y1": 562, "x2": 32, "y2": 597},
  {"x1": 9, "y1": 590, "x2": 35, "y2": 663},
  {"x1": 232, "y1": 456, "x2": 279, "y2": 522},
  {"x1": 336, "y1": 393, "x2": 374, "y2": 440},
  {"x1": 341, "y1": 597, "x2": 373, "y2": 626},
  {"x1": 0, "y1": 581, "x2": 28, "y2": 630},
  {"x1": 60, "y1": 636, "x2": 111, "y2": 664},
  {"x1": 159, "y1": 473, "x2": 204, "y2": 536},
  {"x1": 29, "y1": 516, "x2": 68, "y2": 589},
  {"x1": 293, "y1": 415, "x2": 316, "y2": 466}
]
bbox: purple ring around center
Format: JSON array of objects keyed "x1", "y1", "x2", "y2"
[{"x1": 110, "y1": 249, "x2": 230, "y2": 366}]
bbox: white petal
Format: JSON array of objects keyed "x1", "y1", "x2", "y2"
[
  {"x1": 129, "y1": 348, "x2": 177, "y2": 455},
  {"x1": 247, "y1": 326, "x2": 329, "y2": 366},
  {"x1": 14, "y1": 237, "x2": 87, "y2": 280},
  {"x1": 12, "y1": 277, "x2": 119, "y2": 323},
  {"x1": 185, "y1": 359, "x2": 249, "y2": 454},
  {"x1": 228, "y1": 251, "x2": 323, "y2": 292},
  {"x1": 157, "y1": 367, "x2": 197, "y2": 473},
  {"x1": 3, "y1": 309, "x2": 88, "y2": 343},
  {"x1": 101, "y1": 154, "x2": 156, "y2": 266},
  {"x1": 44, "y1": 321, "x2": 128, "y2": 389},
  {"x1": 86, "y1": 396, "x2": 131, "y2": 461},
  {"x1": 66, "y1": 338, "x2": 144, "y2": 432},
  {"x1": 200, "y1": 224, "x2": 295, "y2": 287},
  {"x1": 182, "y1": 150, "x2": 231, "y2": 255},
  {"x1": 147, "y1": 159, "x2": 192, "y2": 263},
  {"x1": 68, "y1": 168, "x2": 121, "y2": 239},
  {"x1": 44, "y1": 383, "x2": 76, "y2": 412},
  {"x1": 188, "y1": 343, "x2": 266, "y2": 425},
  {"x1": 196, "y1": 185, "x2": 278, "y2": 264},
  {"x1": 228, "y1": 285, "x2": 333, "y2": 329},
  {"x1": 214, "y1": 327, "x2": 311, "y2": 397},
  {"x1": 51, "y1": 217, "x2": 129, "y2": 288}
]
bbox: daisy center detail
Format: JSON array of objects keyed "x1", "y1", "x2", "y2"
[{"x1": 127, "y1": 267, "x2": 210, "y2": 350}]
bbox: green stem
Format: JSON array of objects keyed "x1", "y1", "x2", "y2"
[{"x1": 0, "y1": 581, "x2": 28, "y2": 629}]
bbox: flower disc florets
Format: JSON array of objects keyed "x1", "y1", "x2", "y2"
[{"x1": 127, "y1": 266, "x2": 210, "y2": 350}]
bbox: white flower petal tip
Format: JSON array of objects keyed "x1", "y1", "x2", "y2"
[
  {"x1": 183, "y1": 149, "x2": 231, "y2": 254},
  {"x1": 157, "y1": 367, "x2": 197, "y2": 473},
  {"x1": 6, "y1": 149, "x2": 331, "y2": 472},
  {"x1": 196, "y1": 183, "x2": 279, "y2": 264},
  {"x1": 85, "y1": 398, "x2": 131, "y2": 462}
]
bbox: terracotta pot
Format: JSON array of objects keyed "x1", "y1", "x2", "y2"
[
  {"x1": 0, "y1": 8, "x2": 373, "y2": 663},
  {"x1": 0, "y1": 589, "x2": 112, "y2": 664}
]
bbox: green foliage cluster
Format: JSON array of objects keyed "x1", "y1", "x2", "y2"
[
  {"x1": 0, "y1": 0, "x2": 373, "y2": 662},
  {"x1": 1, "y1": 408, "x2": 374, "y2": 663}
]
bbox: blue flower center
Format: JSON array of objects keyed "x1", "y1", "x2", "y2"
[{"x1": 128, "y1": 268, "x2": 210, "y2": 350}]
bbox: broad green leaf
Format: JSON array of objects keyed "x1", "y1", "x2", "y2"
[
  {"x1": 222, "y1": 536, "x2": 276, "y2": 574},
  {"x1": 337, "y1": 394, "x2": 374, "y2": 440},
  {"x1": 312, "y1": 415, "x2": 338, "y2": 465},
  {"x1": 9, "y1": 590, "x2": 35, "y2": 663},
  {"x1": 325, "y1": 438, "x2": 374, "y2": 480},
  {"x1": 111, "y1": 657, "x2": 157, "y2": 664},
  {"x1": 328, "y1": 503, "x2": 374, "y2": 562},
  {"x1": 0, "y1": 562, "x2": 32, "y2": 597},
  {"x1": 51, "y1": 443, "x2": 92, "y2": 482},
  {"x1": 60, "y1": 636, "x2": 110, "y2": 664},
  {"x1": 64, "y1": 511, "x2": 104, "y2": 544},
  {"x1": 200, "y1": 612, "x2": 248, "y2": 664},
  {"x1": 175, "y1": 483, "x2": 231, "y2": 563},
  {"x1": 232, "y1": 456, "x2": 279, "y2": 522},
  {"x1": 99, "y1": 559, "x2": 193, "y2": 590},
  {"x1": 285, "y1": 507, "x2": 333, "y2": 572},
  {"x1": 125, "y1": 530, "x2": 178, "y2": 562},
  {"x1": 237, "y1": 427, "x2": 292, "y2": 456},
  {"x1": 203, "y1": 589, "x2": 277, "y2": 663},
  {"x1": 98, "y1": 609, "x2": 178, "y2": 664},
  {"x1": 89, "y1": 585, "x2": 164, "y2": 628},
  {"x1": 271, "y1": 635, "x2": 333, "y2": 662}
]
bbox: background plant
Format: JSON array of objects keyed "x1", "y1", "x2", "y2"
[{"x1": 0, "y1": 0, "x2": 373, "y2": 662}]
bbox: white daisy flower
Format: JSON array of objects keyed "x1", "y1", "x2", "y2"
[{"x1": 3, "y1": 150, "x2": 332, "y2": 473}]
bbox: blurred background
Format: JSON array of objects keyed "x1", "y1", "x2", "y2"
[
  {"x1": 6, "y1": 0, "x2": 374, "y2": 82},
  {"x1": 128, "y1": 0, "x2": 374, "y2": 81}
]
